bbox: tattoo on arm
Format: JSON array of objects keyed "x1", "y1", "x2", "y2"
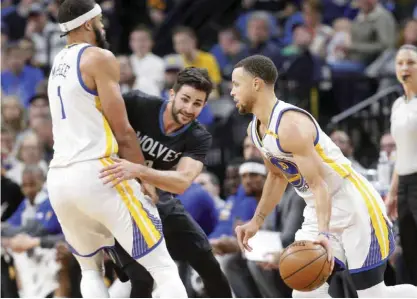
[{"x1": 256, "y1": 212, "x2": 266, "y2": 222}]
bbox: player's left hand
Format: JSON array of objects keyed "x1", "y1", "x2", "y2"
[
  {"x1": 314, "y1": 234, "x2": 335, "y2": 273},
  {"x1": 99, "y1": 157, "x2": 140, "y2": 187}
]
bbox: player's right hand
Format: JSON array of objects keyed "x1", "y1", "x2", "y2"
[
  {"x1": 314, "y1": 234, "x2": 335, "y2": 273},
  {"x1": 99, "y1": 157, "x2": 139, "y2": 187},
  {"x1": 235, "y1": 220, "x2": 260, "y2": 252},
  {"x1": 385, "y1": 192, "x2": 398, "y2": 221}
]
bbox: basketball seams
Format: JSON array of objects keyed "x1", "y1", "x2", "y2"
[
  {"x1": 300, "y1": 256, "x2": 330, "y2": 291},
  {"x1": 279, "y1": 247, "x2": 324, "y2": 264},
  {"x1": 280, "y1": 252, "x2": 327, "y2": 281}
]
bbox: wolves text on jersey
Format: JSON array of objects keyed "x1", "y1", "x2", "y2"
[{"x1": 136, "y1": 131, "x2": 182, "y2": 163}]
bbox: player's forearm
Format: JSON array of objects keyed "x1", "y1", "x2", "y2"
[
  {"x1": 137, "y1": 168, "x2": 190, "y2": 194},
  {"x1": 389, "y1": 170, "x2": 399, "y2": 196},
  {"x1": 252, "y1": 172, "x2": 287, "y2": 228},
  {"x1": 312, "y1": 180, "x2": 331, "y2": 233},
  {"x1": 117, "y1": 129, "x2": 145, "y2": 165}
]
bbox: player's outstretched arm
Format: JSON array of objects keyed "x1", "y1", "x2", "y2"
[
  {"x1": 278, "y1": 112, "x2": 331, "y2": 234},
  {"x1": 137, "y1": 157, "x2": 204, "y2": 194},
  {"x1": 235, "y1": 154, "x2": 288, "y2": 252},
  {"x1": 82, "y1": 47, "x2": 144, "y2": 164},
  {"x1": 279, "y1": 112, "x2": 333, "y2": 264}
]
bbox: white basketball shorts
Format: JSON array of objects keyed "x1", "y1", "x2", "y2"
[
  {"x1": 47, "y1": 157, "x2": 163, "y2": 259},
  {"x1": 295, "y1": 169, "x2": 395, "y2": 273}
]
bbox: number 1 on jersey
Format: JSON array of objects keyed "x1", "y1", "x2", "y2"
[{"x1": 57, "y1": 86, "x2": 67, "y2": 119}]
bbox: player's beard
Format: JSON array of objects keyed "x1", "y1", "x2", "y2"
[
  {"x1": 171, "y1": 98, "x2": 194, "y2": 125},
  {"x1": 93, "y1": 25, "x2": 109, "y2": 50}
]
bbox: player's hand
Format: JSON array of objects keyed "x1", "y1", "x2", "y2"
[
  {"x1": 235, "y1": 220, "x2": 260, "y2": 252},
  {"x1": 385, "y1": 192, "x2": 398, "y2": 221},
  {"x1": 314, "y1": 234, "x2": 334, "y2": 272},
  {"x1": 99, "y1": 157, "x2": 140, "y2": 187}
]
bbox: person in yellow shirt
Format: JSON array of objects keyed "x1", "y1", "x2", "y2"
[{"x1": 172, "y1": 26, "x2": 221, "y2": 94}]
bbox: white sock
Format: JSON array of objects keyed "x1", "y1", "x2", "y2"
[
  {"x1": 292, "y1": 283, "x2": 331, "y2": 298},
  {"x1": 80, "y1": 269, "x2": 110, "y2": 298},
  {"x1": 357, "y1": 281, "x2": 417, "y2": 298}
]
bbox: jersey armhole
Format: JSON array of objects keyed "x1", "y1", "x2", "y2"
[
  {"x1": 77, "y1": 45, "x2": 98, "y2": 96},
  {"x1": 274, "y1": 108, "x2": 320, "y2": 154}
]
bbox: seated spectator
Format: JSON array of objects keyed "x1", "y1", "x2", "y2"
[
  {"x1": 243, "y1": 135, "x2": 262, "y2": 160},
  {"x1": 326, "y1": 18, "x2": 352, "y2": 64},
  {"x1": 1, "y1": 96, "x2": 26, "y2": 136},
  {"x1": 245, "y1": 11, "x2": 283, "y2": 69},
  {"x1": 1, "y1": 43, "x2": 44, "y2": 107},
  {"x1": 177, "y1": 182, "x2": 219, "y2": 235},
  {"x1": 194, "y1": 170, "x2": 225, "y2": 210},
  {"x1": 210, "y1": 27, "x2": 249, "y2": 82},
  {"x1": 172, "y1": 26, "x2": 222, "y2": 93},
  {"x1": 338, "y1": 0, "x2": 397, "y2": 71},
  {"x1": 117, "y1": 55, "x2": 160, "y2": 96},
  {"x1": 6, "y1": 133, "x2": 47, "y2": 185},
  {"x1": 210, "y1": 158, "x2": 267, "y2": 298},
  {"x1": 25, "y1": 3, "x2": 66, "y2": 69},
  {"x1": 129, "y1": 25, "x2": 165, "y2": 90},
  {"x1": 281, "y1": 24, "x2": 313, "y2": 57},
  {"x1": 161, "y1": 54, "x2": 184, "y2": 100},
  {"x1": 330, "y1": 130, "x2": 366, "y2": 174},
  {"x1": 28, "y1": 114, "x2": 54, "y2": 164},
  {"x1": 1, "y1": 126, "x2": 17, "y2": 171},
  {"x1": 301, "y1": 0, "x2": 334, "y2": 59}
]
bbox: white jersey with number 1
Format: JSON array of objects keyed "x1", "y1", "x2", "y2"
[{"x1": 47, "y1": 43, "x2": 118, "y2": 168}]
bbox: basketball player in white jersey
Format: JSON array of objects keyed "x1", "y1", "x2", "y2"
[
  {"x1": 47, "y1": 0, "x2": 187, "y2": 297},
  {"x1": 232, "y1": 55, "x2": 417, "y2": 298}
]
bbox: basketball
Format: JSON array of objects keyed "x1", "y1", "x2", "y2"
[{"x1": 279, "y1": 240, "x2": 332, "y2": 292}]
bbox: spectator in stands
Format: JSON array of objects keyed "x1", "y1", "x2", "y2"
[
  {"x1": 194, "y1": 170, "x2": 225, "y2": 210},
  {"x1": 326, "y1": 18, "x2": 352, "y2": 64},
  {"x1": 1, "y1": 43, "x2": 44, "y2": 107},
  {"x1": 1, "y1": 164, "x2": 24, "y2": 222},
  {"x1": 1, "y1": 96, "x2": 26, "y2": 136},
  {"x1": 245, "y1": 11, "x2": 283, "y2": 69},
  {"x1": 27, "y1": 94, "x2": 50, "y2": 123},
  {"x1": 1, "y1": 126, "x2": 17, "y2": 172},
  {"x1": 210, "y1": 158, "x2": 267, "y2": 298},
  {"x1": 330, "y1": 130, "x2": 366, "y2": 173},
  {"x1": 247, "y1": 185, "x2": 305, "y2": 298},
  {"x1": 30, "y1": 114, "x2": 54, "y2": 164},
  {"x1": 6, "y1": 133, "x2": 47, "y2": 185},
  {"x1": 243, "y1": 135, "x2": 262, "y2": 160},
  {"x1": 281, "y1": 24, "x2": 313, "y2": 57},
  {"x1": 380, "y1": 132, "x2": 396, "y2": 160},
  {"x1": 1, "y1": 0, "x2": 30, "y2": 41},
  {"x1": 117, "y1": 55, "x2": 160, "y2": 96},
  {"x1": 211, "y1": 27, "x2": 249, "y2": 83},
  {"x1": 25, "y1": 3, "x2": 66, "y2": 69},
  {"x1": 301, "y1": 0, "x2": 334, "y2": 59},
  {"x1": 18, "y1": 37, "x2": 36, "y2": 67},
  {"x1": 172, "y1": 26, "x2": 222, "y2": 91},
  {"x1": 129, "y1": 25, "x2": 165, "y2": 90},
  {"x1": 344, "y1": 0, "x2": 397, "y2": 70},
  {"x1": 161, "y1": 54, "x2": 184, "y2": 100}
]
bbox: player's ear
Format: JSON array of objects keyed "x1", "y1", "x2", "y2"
[
  {"x1": 253, "y1": 77, "x2": 261, "y2": 92},
  {"x1": 84, "y1": 19, "x2": 94, "y2": 32}
]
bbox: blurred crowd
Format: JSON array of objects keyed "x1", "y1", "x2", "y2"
[{"x1": 1, "y1": 0, "x2": 416, "y2": 297}]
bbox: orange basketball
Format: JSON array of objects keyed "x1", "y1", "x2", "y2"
[{"x1": 279, "y1": 240, "x2": 332, "y2": 292}]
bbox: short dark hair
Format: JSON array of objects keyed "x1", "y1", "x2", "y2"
[
  {"x1": 172, "y1": 26, "x2": 197, "y2": 41},
  {"x1": 131, "y1": 24, "x2": 153, "y2": 38},
  {"x1": 219, "y1": 27, "x2": 241, "y2": 41},
  {"x1": 234, "y1": 55, "x2": 278, "y2": 85},
  {"x1": 58, "y1": 0, "x2": 96, "y2": 24},
  {"x1": 172, "y1": 67, "x2": 213, "y2": 101}
]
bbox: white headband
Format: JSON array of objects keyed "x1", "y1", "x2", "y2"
[
  {"x1": 59, "y1": 4, "x2": 102, "y2": 33},
  {"x1": 239, "y1": 162, "x2": 267, "y2": 176}
]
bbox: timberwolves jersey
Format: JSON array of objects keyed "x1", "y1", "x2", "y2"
[
  {"x1": 47, "y1": 43, "x2": 118, "y2": 167},
  {"x1": 250, "y1": 100, "x2": 353, "y2": 200}
]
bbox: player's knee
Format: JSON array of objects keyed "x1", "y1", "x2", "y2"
[
  {"x1": 75, "y1": 253, "x2": 104, "y2": 274},
  {"x1": 292, "y1": 283, "x2": 330, "y2": 298}
]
